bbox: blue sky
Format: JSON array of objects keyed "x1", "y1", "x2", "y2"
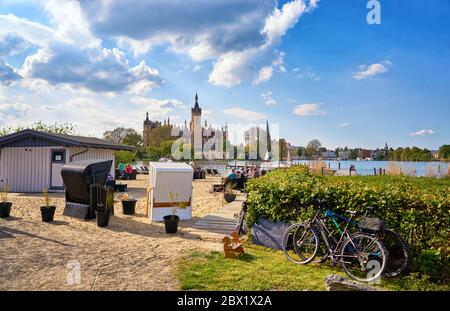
[{"x1": 0, "y1": 0, "x2": 448, "y2": 150}]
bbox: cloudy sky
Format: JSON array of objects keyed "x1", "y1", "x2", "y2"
[{"x1": 0, "y1": 0, "x2": 449, "y2": 149}]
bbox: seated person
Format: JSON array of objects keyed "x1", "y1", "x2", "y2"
[{"x1": 227, "y1": 169, "x2": 238, "y2": 180}]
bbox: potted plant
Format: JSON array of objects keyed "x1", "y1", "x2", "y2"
[
  {"x1": 163, "y1": 192, "x2": 189, "y2": 234},
  {"x1": 95, "y1": 201, "x2": 111, "y2": 227},
  {"x1": 224, "y1": 183, "x2": 236, "y2": 203},
  {"x1": 121, "y1": 193, "x2": 137, "y2": 215},
  {"x1": 0, "y1": 179, "x2": 12, "y2": 218},
  {"x1": 40, "y1": 188, "x2": 56, "y2": 222}
]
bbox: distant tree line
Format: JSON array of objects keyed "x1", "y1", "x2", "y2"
[{"x1": 295, "y1": 139, "x2": 449, "y2": 162}]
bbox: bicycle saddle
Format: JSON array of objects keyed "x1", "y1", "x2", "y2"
[
  {"x1": 365, "y1": 206, "x2": 375, "y2": 210},
  {"x1": 346, "y1": 210, "x2": 357, "y2": 216}
]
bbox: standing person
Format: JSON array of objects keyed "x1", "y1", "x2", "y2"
[
  {"x1": 125, "y1": 164, "x2": 133, "y2": 179},
  {"x1": 117, "y1": 161, "x2": 125, "y2": 178}
]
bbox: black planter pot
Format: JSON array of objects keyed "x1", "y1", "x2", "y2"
[
  {"x1": 40, "y1": 206, "x2": 56, "y2": 222},
  {"x1": 96, "y1": 209, "x2": 111, "y2": 227},
  {"x1": 224, "y1": 193, "x2": 236, "y2": 203},
  {"x1": 121, "y1": 199, "x2": 137, "y2": 215},
  {"x1": 0, "y1": 202, "x2": 12, "y2": 218},
  {"x1": 163, "y1": 215, "x2": 180, "y2": 234}
]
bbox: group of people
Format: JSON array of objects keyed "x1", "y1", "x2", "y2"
[
  {"x1": 117, "y1": 162, "x2": 134, "y2": 179},
  {"x1": 225, "y1": 166, "x2": 267, "y2": 190}
]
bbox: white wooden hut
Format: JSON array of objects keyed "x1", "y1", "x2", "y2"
[
  {"x1": 147, "y1": 162, "x2": 193, "y2": 222},
  {"x1": 0, "y1": 129, "x2": 134, "y2": 192}
]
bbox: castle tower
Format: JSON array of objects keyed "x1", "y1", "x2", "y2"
[
  {"x1": 143, "y1": 111, "x2": 151, "y2": 149},
  {"x1": 190, "y1": 93, "x2": 202, "y2": 158},
  {"x1": 142, "y1": 111, "x2": 162, "y2": 149}
]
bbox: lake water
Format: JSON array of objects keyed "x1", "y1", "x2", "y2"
[
  {"x1": 200, "y1": 160, "x2": 449, "y2": 177},
  {"x1": 292, "y1": 160, "x2": 449, "y2": 177}
]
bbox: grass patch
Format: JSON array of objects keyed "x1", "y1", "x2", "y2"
[{"x1": 177, "y1": 243, "x2": 450, "y2": 291}]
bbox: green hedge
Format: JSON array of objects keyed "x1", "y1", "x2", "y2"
[{"x1": 245, "y1": 165, "x2": 450, "y2": 282}]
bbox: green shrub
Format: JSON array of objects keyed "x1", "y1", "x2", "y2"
[{"x1": 245, "y1": 165, "x2": 450, "y2": 282}]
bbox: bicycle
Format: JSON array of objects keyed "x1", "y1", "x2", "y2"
[
  {"x1": 311, "y1": 205, "x2": 410, "y2": 277},
  {"x1": 283, "y1": 209, "x2": 388, "y2": 283},
  {"x1": 234, "y1": 200, "x2": 248, "y2": 236}
]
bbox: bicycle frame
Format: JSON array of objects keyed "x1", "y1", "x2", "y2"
[{"x1": 309, "y1": 211, "x2": 359, "y2": 263}]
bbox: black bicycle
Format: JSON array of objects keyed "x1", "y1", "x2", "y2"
[
  {"x1": 310, "y1": 205, "x2": 410, "y2": 277},
  {"x1": 283, "y1": 209, "x2": 388, "y2": 283},
  {"x1": 234, "y1": 200, "x2": 248, "y2": 236}
]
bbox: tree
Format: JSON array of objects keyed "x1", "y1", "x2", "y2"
[
  {"x1": 349, "y1": 149, "x2": 358, "y2": 160},
  {"x1": 278, "y1": 139, "x2": 288, "y2": 160},
  {"x1": 146, "y1": 126, "x2": 176, "y2": 148},
  {"x1": 146, "y1": 140, "x2": 175, "y2": 161},
  {"x1": 0, "y1": 121, "x2": 75, "y2": 136},
  {"x1": 305, "y1": 139, "x2": 322, "y2": 158},
  {"x1": 334, "y1": 148, "x2": 340, "y2": 158},
  {"x1": 438, "y1": 145, "x2": 450, "y2": 160},
  {"x1": 122, "y1": 130, "x2": 142, "y2": 147},
  {"x1": 114, "y1": 150, "x2": 136, "y2": 165},
  {"x1": 296, "y1": 147, "x2": 303, "y2": 158},
  {"x1": 103, "y1": 127, "x2": 141, "y2": 145}
]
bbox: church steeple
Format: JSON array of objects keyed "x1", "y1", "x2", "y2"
[
  {"x1": 266, "y1": 120, "x2": 271, "y2": 153},
  {"x1": 192, "y1": 92, "x2": 201, "y2": 114}
]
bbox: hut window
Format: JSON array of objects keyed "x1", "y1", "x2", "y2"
[{"x1": 52, "y1": 150, "x2": 65, "y2": 162}]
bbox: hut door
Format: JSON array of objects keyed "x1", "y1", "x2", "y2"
[{"x1": 50, "y1": 149, "x2": 66, "y2": 189}]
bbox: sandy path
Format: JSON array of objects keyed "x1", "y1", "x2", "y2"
[{"x1": 0, "y1": 175, "x2": 226, "y2": 290}]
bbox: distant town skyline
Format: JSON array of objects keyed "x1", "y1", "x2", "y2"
[{"x1": 0, "y1": 1, "x2": 449, "y2": 150}]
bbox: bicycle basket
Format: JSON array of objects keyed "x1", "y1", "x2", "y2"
[{"x1": 358, "y1": 217, "x2": 384, "y2": 233}]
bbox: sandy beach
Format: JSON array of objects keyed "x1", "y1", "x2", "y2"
[{"x1": 0, "y1": 174, "x2": 234, "y2": 290}]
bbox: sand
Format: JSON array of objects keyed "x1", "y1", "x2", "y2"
[{"x1": 0, "y1": 175, "x2": 231, "y2": 290}]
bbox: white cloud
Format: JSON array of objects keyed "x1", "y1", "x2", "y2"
[
  {"x1": 292, "y1": 66, "x2": 320, "y2": 81},
  {"x1": 19, "y1": 45, "x2": 162, "y2": 94},
  {"x1": 130, "y1": 96, "x2": 184, "y2": 119},
  {"x1": 293, "y1": 103, "x2": 326, "y2": 116},
  {"x1": 352, "y1": 60, "x2": 392, "y2": 80},
  {"x1": 262, "y1": 0, "x2": 307, "y2": 44},
  {"x1": 193, "y1": 65, "x2": 201, "y2": 72},
  {"x1": 0, "y1": 59, "x2": 22, "y2": 85},
  {"x1": 42, "y1": 0, "x2": 101, "y2": 48},
  {"x1": 209, "y1": 49, "x2": 257, "y2": 87},
  {"x1": 409, "y1": 129, "x2": 436, "y2": 137},
  {"x1": 338, "y1": 122, "x2": 350, "y2": 127},
  {"x1": 261, "y1": 91, "x2": 277, "y2": 106},
  {"x1": 223, "y1": 107, "x2": 266, "y2": 121},
  {"x1": 0, "y1": 14, "x2": 55, "y2": 48},
  {"x1": 253, "y1": 50, "x2": 286, "y2": 85},
  {"x1": 0, "y1": 33, "x2": 32, "y2": 56},
  {"x1": 253, "y1": 66, "x2": 273, "y2": 86}
]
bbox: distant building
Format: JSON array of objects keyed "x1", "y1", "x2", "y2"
[
  {"x1": 339, "y1": 149, "x2": 351, "y2": 160},
  {"x1": 321, "y1": 149, "x2": 337, "y2": 160},
  {"x1": 358, "y1": 149, "x2": 373, "y2": 160},
  {"x1": 431, "y1": 150, "x2": 440, "y2": 160},
  {"x1": 143, "y1": 112, "x2": 163, "y2": 149},
  {"x1": 142, "y1": 93, "x2": 228, "y2": 159}
]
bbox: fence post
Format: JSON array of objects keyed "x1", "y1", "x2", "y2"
[
  {"x1": 338, "y1": 162, "x2": 341, "y2": 170},
  {"x1": 321, "y1": 167, "x2": 324, "y2": 175},
  {"x1": 374, "y1": 168, "x2": 377, "y2": 175}
]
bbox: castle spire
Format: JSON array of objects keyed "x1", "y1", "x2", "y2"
[{"x1": 191, "y1": 92, "x2": 201, "y2": 114}]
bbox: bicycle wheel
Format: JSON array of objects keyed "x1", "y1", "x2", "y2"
[
  {"x1": 382, "y1": 229, "x2": 411, "y2": 277},
  {"x1": 313, "y1": 235, "x2": 333, "y2": 263},
  {"x1": 340, "y1": 233, "x2": 387, "y2": 283},
  {"x1": 283, "y1": 223, "x2": 319, "y2": 265}
]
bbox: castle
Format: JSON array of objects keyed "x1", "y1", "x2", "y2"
[{"x1": 143, "y1": 93, "x2": 228, "y2": 158}]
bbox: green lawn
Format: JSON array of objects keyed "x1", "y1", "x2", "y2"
[{"x1": 177, "y1": 243, "x2": 449, "y2": 291}]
